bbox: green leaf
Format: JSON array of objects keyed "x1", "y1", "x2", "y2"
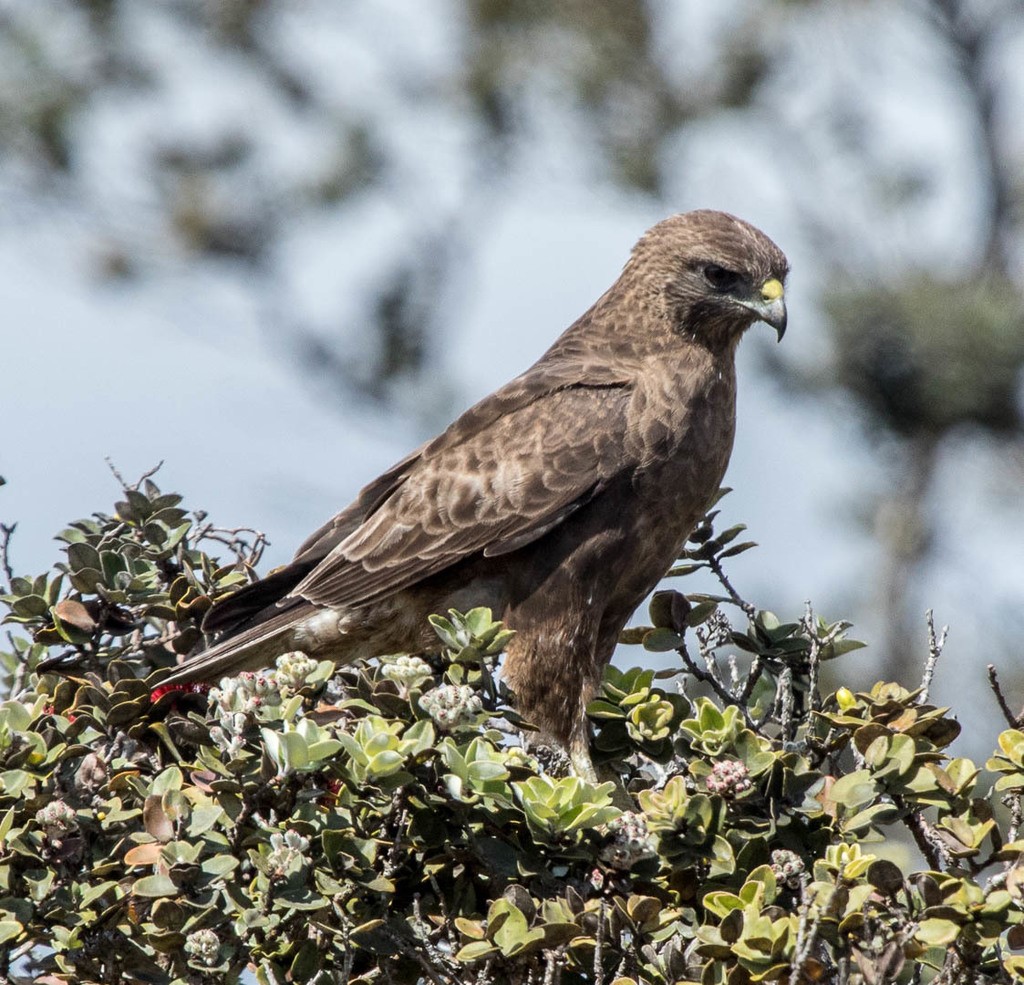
[
  {"x1": 66, "y1": 542, "x2": 101, "y2": 572},
  {"x1": 866, "y1": 860, "x2": 904, "y2": 895},
  {"x1": 133, "y1": 874, "x2": 179, "y2": 898},
  {"x1": 150, "y1": 766, "x2": 184, "y2": 796},
  {"x1": 685, "y1": 601, "x2": 718, "y2": 627},
  {"x1": 10, "y1": 595, "x2": 49, "y2": 618},
  {"x1": 829, "y1": 769, "x2": 877, "y2": 810},
  {"x1": 703, "y1": 891, "x2": 744, "y2": 918},
  {"x1": 202, "y1": 854, "x2": 239, "y2": 877},
  {"x1": 0, "y1": 770, "x2": 32, "y2": 798},
  {"x1": 456, "y1": 940, "x2": 498, "y2": 962},
  {"x1": 642, "y1": 628, "x2": 683, "y2": 652},
  {"x1": 0, "y1": 920, "x2": 22, "y2": 945},
  {"x1": 916, "y1": 918, "x2": 961, "y2": 946},
  {"x1": 490, "y1": 904, "x2": 545, "y2": 957},
  {"x1": 80, "y1": 880, "x2": 120, "y2": 908},
  {"x1": 843, "y1": 802, "x2": 901, "y2": 834},
  {"x1": 719, "y1": 540, "x2": 758, "y2": 559}
]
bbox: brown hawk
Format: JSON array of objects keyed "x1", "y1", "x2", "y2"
[{"x1": 158, "y1": 210, "x2": 789, "y2": 775}]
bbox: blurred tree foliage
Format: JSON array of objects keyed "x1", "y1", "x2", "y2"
[
  {"x1": 5, "y1": 477, "x2": 1024, "y2": 983},
  {"x1": 0, "y1": 0, "x2": 777, "y2": 402},
  {"x1": 774, "y1": 0, "x2": 1024, "y2": 679}
]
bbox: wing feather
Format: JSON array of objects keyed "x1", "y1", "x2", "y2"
[{"x1": 292, "y1": 382, "x2": 632, "y2": 610}]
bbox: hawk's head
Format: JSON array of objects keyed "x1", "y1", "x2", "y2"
[{"x1": 629, "y1": 210, "x2": 790, "y2": 345}]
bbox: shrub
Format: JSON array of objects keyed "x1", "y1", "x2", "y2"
[{"x1": 1, "y1": 475, "x2": 1022, "y2": 984}]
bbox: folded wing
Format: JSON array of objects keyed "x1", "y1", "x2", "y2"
[
  {"x1": 293, "y1": 380, "x2": 633, "y2": 610},
  {"x1": 201, "y1": 346, "x2": 638, "y2": 638}
]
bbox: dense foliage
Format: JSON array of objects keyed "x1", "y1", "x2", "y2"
[{"x1": 1, "y1": 477, "x2": 1023, "y2": 984}]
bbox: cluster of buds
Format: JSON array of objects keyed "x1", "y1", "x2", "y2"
[
  {"x1": 380, "y1": 654, "x2": 433, "y2": 692},
  {"x1": 267, "y1": 829, "x2": 311, "y2": 876},
  {"x1": 504, "y1": 745, "x2": 539, "y2": 772},
  {"x1": 271, "y1": 651, "x2": 319, "y2": 691},
  {"x1": 207, "y1": 714, "x2": 248, "y2": 757},
  {"x1": 771, "y1": 849, "x2": 805, "y2": 890},
  {"x1": 184, "y1": 928, "x2": 220, "y2": 967},
  {"x1": 35, "y1": 800, "x2": 78, "y2": 840},
  {"x1": 210, "y1": 673, "x2": 281, "y2": 716},
  {"x1": 599, "y1": 811, "x2": 656, "y2": 870},
  {"x1": 418, "y1": 684, "x2": 483, "y2": 731},
  {"x1": 206, "y1": 672, "x2": 281, "y2": 756},
  {"x1": 626, "y1": 697, "x2": 675, "y2": 744},
  {"x1": 704, "y1": 759, "x2": 752, "y2": 798}
]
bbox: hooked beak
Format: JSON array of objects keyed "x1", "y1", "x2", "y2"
[{"x1": 741, "y1": 277, "x2": 787, "y2": 340}]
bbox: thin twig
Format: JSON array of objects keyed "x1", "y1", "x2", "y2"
[
  {"x1": 931, "y1": 945, "x2": 962, "y2": 985},
  {"x1": 909, "y1": 958, "x2": 922, "y2": 985},
  {"x1": 726, "y1": 651, "x2": 741, "y2": 691},
  {"x1": 428, "y1": 870, "x2": 459, "y2": 954},
  {"x1": 694, "y1": 623, "x2": 729, "y2": 692},
  {"x1": 106, "y1": 457, "x2": 164, "y2": 492},
  {"x1": 837, "y1": 954, "x2": 850, "y2": 985},
  {"x1": 988, "y1": 665, "x2": 1020, "y2": 729},
  {"x1": 778, "y1": 666, "x2": 795, "y2": 742},
  {"x1": 105, "y1": 457, "x2": 129, "y2": 490},
  {"x1": 406, "y1": 897, "x2": 460, "y2": 984},
  {"x1": 193, "y1": 521, "x2": 269, "y2": 570},
  {"x1": 919, "y1": 609, "x2": 948, "y2": 704},
  {"x1": 707, "y1": 553, "x2": 756, "y2": 622},
  {"x1": 737, "y1": 655, "x2": 764, "y2": 705},
  {"x1": 799, "y1": 604, "x2": 851, "y2": 714},
  {"x1": 339, "y1": 912, "x2": 355, "y2": 982},
  {"x1": 901, "y1": 802, "x2": 947, "y2": 872},
  {"x1": 383, "y1": 793, "x2": 409, "y2": 878},
  {"x1": 1008, "y1": 793, "x2": 1023, "y2": 846},
  {"x1": 803, "y1": 602, "x2": 823, "y2": 712},
  {"x1": 0, "y1": 521, "x2": 15, "y2": 592},
  {"x1": 542, "y1": 946, "x2": 565, "y2": 985},
  {"x1": 385, "y1": 925, "x2": 453, "y2": 985},
  {"x1": 788, "y1": 876, "x2": 821, "y2": 985},
  {"x1": 5, "y1": 629, "x2": 31, "y2": 700},
  {"x1": 677, "y1": 641, "x2": 756, "y2": 729}
]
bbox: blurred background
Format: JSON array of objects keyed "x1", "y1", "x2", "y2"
[{"x1": 1, "y1": 0, "x2": 1023, "y2": 756}]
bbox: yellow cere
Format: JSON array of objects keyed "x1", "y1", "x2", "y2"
[{"x1": 760, "y1": 278, "x2": 784, "y2": 302}]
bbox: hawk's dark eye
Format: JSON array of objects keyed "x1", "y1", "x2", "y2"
[{"x1": 703, "y1": 264, "x2": 741, "y2": 293}]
